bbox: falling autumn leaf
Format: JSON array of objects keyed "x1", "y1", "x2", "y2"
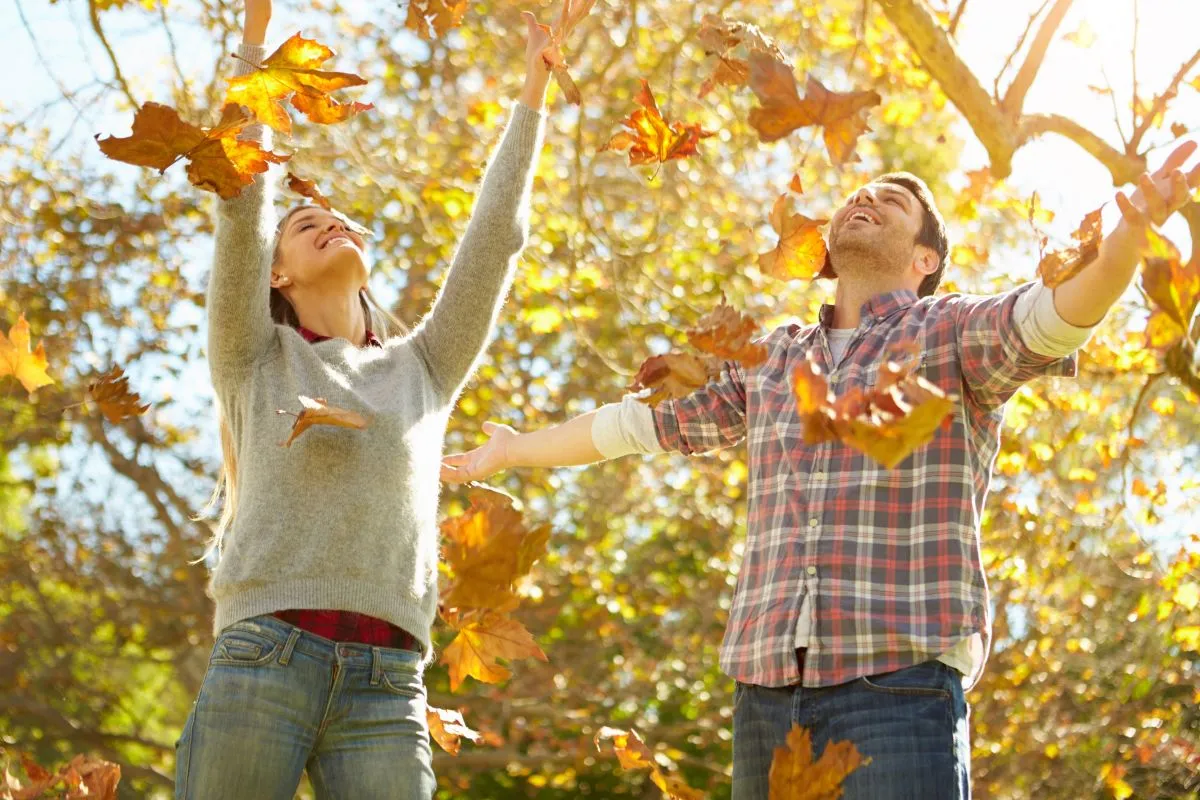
[
  {"x1": 286, "y1": 172, "x2": 332, "y2": 210},
  {"x1": 87, "y1": 365, "x2": 150, "y2": 423},
  {"x1": 0, "y1": 314, "x2": 54, "y2": 394},
  {"x1": 792, "y1": 345, "x2": 957, "y2": 468},
  {"x1": 695, "y1": 15, "x2": 788, "y2": 98},
  {"x1": 427, "y1": 706, "x2": 482, "y2": 756},
  {"x1": 96, "y1": 102, "x2": 290, "y2": 199},
  {"x1": 600, "y1": 80, "x2": 716, "y2": 168},
  {"x1": 686, "y1": 296, "x2": 768, "y2": 367},
  {"x1": 629, "y1": 352, "x2": 722, "y2": 406},
  {"x1": 1139, "y1": 229, "x2": 1198, "y2": 350},
  {"x1": 440, "y1": 486, "x2": 551, "y2": 611},
  {"x1": 757, "y1": 193, "x2": 830, "y2": 281},
  {"x1": 404, "y1": 0, "x2": 470, "y2": 42},
  {"x1": 768, "y1": 724, "x2": 870, "y2": 800},
  {"x1": 277, "y1": 395, "x2": 371, "y2": 447},
  {"x1": 1037, "y1": 206, "x2": 1104, "y2": 288},
  {"x1": 747, "y1": 51, "x2": 881, "y2": 164},
  {"x1": 3, "y1": 753, "x2": 121, "y2": 800},
  {"x1": 225, "y1": 33, "x2": 373, "y2": 136},
  {"x1": 594, "y1": 727, "x2": 704, "y2": 800},
  {"x1": 440, "y1": 609, "x2": 547, "y2": 691}
]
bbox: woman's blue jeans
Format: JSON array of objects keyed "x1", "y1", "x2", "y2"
[{"x1": 174, "y1": 614, "x2": 435, "y2": 799}]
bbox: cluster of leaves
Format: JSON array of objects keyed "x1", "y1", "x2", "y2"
[{"x1": 1, "y1": 751, "x2": 120, "y2": 800}]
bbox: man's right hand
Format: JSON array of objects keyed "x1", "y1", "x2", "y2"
[{"x1": 441, "y1": 422, "x2": 518, "y2": 484}]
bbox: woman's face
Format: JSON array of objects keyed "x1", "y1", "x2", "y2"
[{"x1": 272, "y1": 208, "x2": 370, "y2": 291}]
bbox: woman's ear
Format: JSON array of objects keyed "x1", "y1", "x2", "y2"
[{"x1": 270, "y1": 271, "x2": 291, "y2": 289}]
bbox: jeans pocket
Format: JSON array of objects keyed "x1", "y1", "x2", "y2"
[
  {"x1": 380, "y1": 664, "x2": 424, "y2": 699},
  {"x1": 858, "y1": 662, "x2": 953, "y2": 699},
  {"x1": 209, "y1": 630, "x2": 280, "y2": 667}
]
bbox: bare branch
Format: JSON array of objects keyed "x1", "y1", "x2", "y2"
[
  {"x1": 948, "y1": 0, "x2": 969, "y2": 36},
  {"x1": 1099, "y1": 65, "x2": 1129, "y2": 150},
  {"x1": 992, "y1": 0, "x2": 1052, "y2": 102},
  {"x1": 1018, "y1": 114, "x2": 1145, "y2": 185},
  {"x1": 1001, "y1": 0, "x2": 1074, "y2": 115},
  {"x1": 1129, "y1": 47, "x2": 1200, "y2": 151},
  {"x1": 87, "y1": 0, "x2": 139, "y2": 110},
  {"x1": 879, "y1": 0, "x2": 1020, "y2": 175}
]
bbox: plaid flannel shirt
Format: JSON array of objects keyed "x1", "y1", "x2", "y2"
[{"x1": 652, "y1": 285, "x2": 1076, "y2": 688}]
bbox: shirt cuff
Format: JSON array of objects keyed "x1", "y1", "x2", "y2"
[
  {"x1": 591, "y1": 397, "x2": 666, "y2": 459},
  {"x1": 1014, "y1": 280, "x2": 1098, "y2": 358}
]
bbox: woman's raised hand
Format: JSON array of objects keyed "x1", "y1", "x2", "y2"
[
  {"x1": 518, "y1": 0, "x2": 596, "y2": 109},
  {"x1": 243, "y1": 0, "x2": 272, "y2": 45}
]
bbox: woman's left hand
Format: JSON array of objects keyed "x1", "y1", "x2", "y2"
[{"x1": 519, "y1": 0, "x2": 594, "y2": 107}]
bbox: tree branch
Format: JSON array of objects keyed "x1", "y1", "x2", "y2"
[
  {"x1": 879, "y1": 0, "x2": 1020, "y2": 175},
  {"x1": 948, "y1": 0, "x2": 969, "y2": 37},
  {"x1": 992, "y1": 0, "x2": 1052, "y2": 102},
  {"x1": 1129, "y1": 47, "x2": 1200, "y2": 151},
  {"x1": 1018, "y1": 113, "x2": 1145, "y2": 185},
  {"x1": 1001, "y1": 0, "x2": 1074, "y2": 115},
  {"x1": 87, "y1": 0, "x2": 139, "y2": 110}
]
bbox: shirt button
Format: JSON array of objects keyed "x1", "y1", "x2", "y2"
[
  {"x1": 806, "y1": 566, "x2": 818, "y2": 575},
  {"x1": 808, "y1": 517, "x2": 819, "y2": 528}
]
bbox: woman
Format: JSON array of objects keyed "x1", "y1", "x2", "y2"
[{"x1": 175, "y1": 1, "x2": 561, "y2": 796}]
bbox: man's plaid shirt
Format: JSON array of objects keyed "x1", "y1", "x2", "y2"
[{"x1": 651, "y1": 285, "x2": 1075, "y2": 688}]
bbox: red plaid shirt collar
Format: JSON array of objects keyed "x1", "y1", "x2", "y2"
[
  {"x1": 297, "y1": 325, "x2": 383, "y2": 349},
  {"x1": 652, "y1": 284, "x2": 1076, "y2": 689}
]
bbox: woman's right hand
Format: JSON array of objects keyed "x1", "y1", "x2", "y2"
[
  {"x1": 440, "y1": 422, "x2": 517, "y2": 485},
  {"x1": 243, "y1": 0, "x2": 272, "y2": 45}
]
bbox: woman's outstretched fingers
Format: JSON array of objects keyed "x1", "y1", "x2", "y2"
[{"x1": 441, "y1": 454, "x2": 471, "y2": 484}]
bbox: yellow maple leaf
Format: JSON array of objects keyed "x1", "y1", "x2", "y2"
[{"x1": 0, "y1": 314, "x2": 54, "y2": 394}]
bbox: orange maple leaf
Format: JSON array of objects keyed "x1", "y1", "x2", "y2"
[
  {"x1": 687, "y1": 296, "x2": 768, "y2": 367},
  {"x1": 1037, "y1": 206, "x2": 1104, "y2": 288},
  {"x1": 440, "y1": 609, "x2": 547, "y2": 691},
  {"x1": 276, "y1": 395, "x2": 371, "y2": 447},
  {"x1": 286, "y1": 172, "x2": 333, "y2": 210},
  {"x1": 426, "y1": 706, "x2": 482, "y2": 756},
  {"x1": 440, "y1": 486, "x2": 550, "y2": 611},
  {"x1": 0, "y1": 314, "x2": 54, "y2": 394},
  {"x1": 6, "y1": 752, "x2": 121, "y2": 800},
  {"x1": 600, "y1": 80, "x2": 716, "y2": 168},
  {"x1": 87, "y1": 365, "x2": 150, "y2": 424},
  {"x1": 225, "y1": 33, "x2": 373, "y2": 135},
  {"x1": 768, "y1": 724, "x2": 870, "y2": 800},
  {"x1": 405, "y1": 0, "x2": 470, "y2": 41},
  {"x1": 629, "y1": 352, "x2": 722, "y2": 406},
  {"x1": 1139, "y1": 230, "x2": 1198, "y2": 350},
  {"x1": 594, "y1": 727, "x2": 704, "y2": 800},
  {"x1": 758, "y1": 193, "x2": 830, "y2": 281},
  {"x1": 791, "y1": 344, "x2": 956, "y2": 468},
  {"x1": 96, "y1": 102, "x2": 290, "y2": 199},
  {"x1": 747, "y1": 50, "x2": 881, "y2": 164}
]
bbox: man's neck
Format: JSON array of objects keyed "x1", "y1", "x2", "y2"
[
  {"x1": 830, "y1": 278, "x2": 915, "y2": 330},
  {"x1": 290, "y1": 287, "x2": 368, "y2": 346}
]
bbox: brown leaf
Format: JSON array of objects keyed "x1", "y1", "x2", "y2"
[
  {"x1": 629, "y1": 352, "x2": 722, "y2": 406},
  {"x1": 552, "y1": 65, "x2": 582, "y2": 105},
  {"x1": 1036, "y1": 206, "x2": 1104, "y2": 288},
  {"x1": 427, "y1": 706, "x2": 482, "y2": 756},
  {"x1": 277, "y1": 395, "x2": 371, "y2": 447},
  {"x1": 687, "y1": 296, "x2": 768, "y2": 367},
  {"x1": 405, "y1": 0, "x2": 470, "y2": 41},
  {"x1": 747, "y1": 51, "x2": 881, "y2": 164},
  {"x1": 600, "y1": 80, "x2": 716, "y2": 167},
  {"x1": 440, "y1": 486, "x2": 550, "y2": 610},
  {"x1": 88, "y1": 365, "x2": 150, "y2": 424},
  {"x1": 768, "y1": 724, "x2": 870, "y2": 800},
  {"x1": 440, "y1": 609, "x2": 547, "y2": 691},
  {"x1": 96, "y1": 102, "x2": 290, "y2": 199},
  {"x1": 286, "y1": 172, "x2": 332, "y2": 210},
  {"x1": 791, "y1": 344, "x2": 956, "y2": 468},
  {"x1": 0, "y1": 314, "x2": 54, "y2": 394},
  {"x1": 1140, "y1": 230, "x2": 1198, "y2": 350},
  {"x1": 695, "y1": 15, "x2": 789, "y2": 98},
  {"x1": 225, "y1": 33, "x2": 373, "y2": 135},
  {"x1": 757, "y1": 193, "x2": 829, "y2": 280},
  {"x1": 6, "y1": 754, "x2": 120, "y2": 800}
]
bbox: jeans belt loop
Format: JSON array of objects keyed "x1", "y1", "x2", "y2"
[
  {"x1": 370, "y1": 646, "x2": 383, "y2": 686},
  {"x1": 278, "y1": 627, "x2": 301, "y2": 666}
]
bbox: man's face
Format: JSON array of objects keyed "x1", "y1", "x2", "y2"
[{"x1": 827, "y1": 181, "x2": 926, "y2": 280}]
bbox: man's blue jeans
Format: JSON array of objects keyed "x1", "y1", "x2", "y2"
[
  {"x1": 732, "y1": 659, "x2": 970, "y2": 799},
  {"x1": 174, "y1": 614, "x2": 435, "y2": 799}
]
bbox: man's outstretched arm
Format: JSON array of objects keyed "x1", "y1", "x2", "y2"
[{"x1": 1053, "y1": 141, "x2": 1199, "y2": 327}]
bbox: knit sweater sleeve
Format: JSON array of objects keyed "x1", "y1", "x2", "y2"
[
  {"x1": 207, "y1": 42, "x2": 278, "y2": 391},
  {"x1": 410, "y1": 103, "x2": 546, "y2": 400}
]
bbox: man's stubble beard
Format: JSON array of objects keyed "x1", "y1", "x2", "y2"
[{"x1": 828, "y1": 225, "x2": 911, "y2": 286}]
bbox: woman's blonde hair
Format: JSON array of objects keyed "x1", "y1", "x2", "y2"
[{"x1": 194, "y1": 204, "x2": 407, "y2": 562}]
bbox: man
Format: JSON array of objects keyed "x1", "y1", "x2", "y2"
[{"x1": 441, "y1": 143, "x2": 1198, "y2": 799}]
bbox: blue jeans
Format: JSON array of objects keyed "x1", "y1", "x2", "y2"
[
  {"x1": 732, "y1": 660, "x2": 970, "y2": 800},
  {"x1": 175, "y1": 614, "x2": 435, "y2": 799}
]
